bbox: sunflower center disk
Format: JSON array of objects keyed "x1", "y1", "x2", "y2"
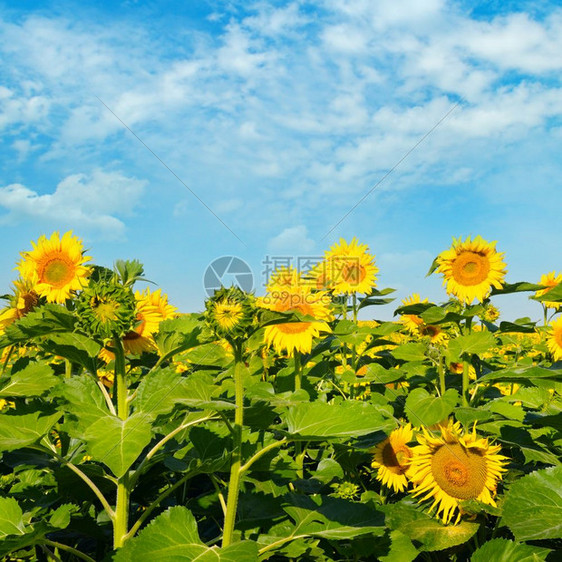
[
  {"x1": 451, "y1": 251, "x2": 490, "y2": 286},
  {"x1": 382, "y1": 443, "x2": 411, "y2": 475},
  {"x1": 341, "y1": 263, "x2": 366, "y2": 286},
  {"x1": 431, "y1": 444, "x2": 487, "y2": 499},
  {"x1": 215, "y1": 303, "x2": 243, "y2": 331},
  {"x1": 41, "y1": 257, "x2": 75, "y2": 287}
]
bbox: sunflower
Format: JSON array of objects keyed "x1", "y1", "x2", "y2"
[
  {"x1": 436, "y1": 236, "x2": 506, "y2": 304},
  {"x1": 76, "y1": 282, "x2": 136, "y2": 340},
  {"x1": 546, "y1": 317, "x2": 562, "y2": 361},
  {"x1": 18, "y1": 231, "x2": 91, "y2": 303},
  {"x1": 123, "y1": 288, "x2": 177, "y2": 355},
  {"x1": 371, "y1": 424, "x2": 414, "y2": 492},
  {"x1": 312, "y1": 238, "x2": 378, "y2": 295},
  {"x1": 400, "y1": 294, "x2": 428, "y2": 333},
  {"x1": 419, "y1": 323, "x2": 448, "y2": 345},
  {"x1": 536, "y1": 271, "x2": 562, "y2": 310},
  {"x1": 0, "y1": 279, "x2": 40, "y2": 330},
  {"x1": 258, "y1": 267, "x2": 332, "y2": 356},
  {"x1": 205, "y1": 286, "x2": 255, "y2": 342},
  {"x1": 409, "y1": 420, "x2": 508, "y2": 524}
]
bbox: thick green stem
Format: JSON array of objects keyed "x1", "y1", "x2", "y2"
[
  {"x1": 222, "y1": 344, "x2": 245, "y2": 548},
  {"x1": 438, "y1": 353, "x2": 445, "y2": 396},
  {"x1": 462, "y1": 361, "x2": 470, "y2": 407},
  {"x1": 294, "y1": 351, "x2": 302, "y2": 392},
  {"x1": 64, "y1": 359, "x2": 72, "y2": 379},
  {"x1": 43, "y1": 540, "x2": 96, "y2": 562},
  {"x1": 1, "y1": 345, "x2": 14, "y2": 375},
  {"x1": 113, "y1": 336, "x2": 130, "y2": 549}
]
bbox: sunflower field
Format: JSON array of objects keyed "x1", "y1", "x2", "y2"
[{"x1": 1, "y1": 231, "x2": 562, "y2": 561}]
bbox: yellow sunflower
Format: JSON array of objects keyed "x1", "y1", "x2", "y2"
[
  {"x1": 371, "y1": 424, "x2": 414, "y2": 492},
  {"x1": 409, "y1": 420, "x2": 508, "y2": 524},
  {"x1": 536, "y1": 271, "x2": 562, "y2": 310},
  {"x1": 313, "y1": 238, "x2": 378, "y2": 295},
  {"x1": 101, "y1": 288, "x2": 177, "y2": 359},
  {"x1": 18, "y1": 231, "x2": 91, "y2": 303},
  {"x1": 436, "y1": 236, "x2": 506, "y2": 304},
  {"x1": 419, "y1": 323, "x2": 448, "y2": 345},
  {"x1": 123, "y1": 288, "x2": 176, "y2": 354},
  {"x1": 400, "y1": 294, "x2": 428, "y2": 333},
  {"x1": 0, "y1": 279, "x2": 40, "y2": 330},
  {"x1": 257, "y1": 267, "x2": 333, "y2": 356},
  {"x1": 546, "y1": 317, "x2": 562, "y2": 361}
]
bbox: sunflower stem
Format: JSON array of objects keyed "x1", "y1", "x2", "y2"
[
  {"x1": 1, "y1": 345, "x2": 14, "y2": 375},
  {"x1": 462, "y1": 361, "x2": 470, "y2": 407},
  {"x1": 294, "y1": 351, "x2": 302, "y2": 392},
  {"x1": 438, "y1": 352, "x2": 446, "y2": 396},
  {"x1": 113, "y1": 335, "x2": 130, "y2": 549},
  {"x1": 222, "y1": 342, "x2": 245, "y2": 548},
  {"x1": 64, "y1": 359, "x2": 72, "y2": 379}
]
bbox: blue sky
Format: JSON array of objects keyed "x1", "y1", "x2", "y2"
[{"x1": 1, "y1": 0, "x2": 561, "y2": 321}]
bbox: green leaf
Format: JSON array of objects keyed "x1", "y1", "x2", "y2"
[
  {"x1": 383, "y1": 500, "x2": 479, "y2": 552},
  {"x1": 83, "y1": 413, "x2": 153, "y2": 477},
  {"x1": 479, "y1": 365, "x2": 562, "y2": 383},
  {"x1": 0, "y1": 497, "x2": 26, "y2": 538},
  {"x1": 155, "y1": 316, "x2": 202, "y2": 358},
  {"x1": 49, "y1": 504, "x2": 75, "y2": 529},
  {"x1": 3, "y1": 304, "x2": 76, "y2": 344},
  {"x1": 471, "y1": 539, "x2": 551, "y2": 562},
  {"x1": 405, "y1": 388, "x2": 459, "y2": 427},
  {"x1": 0, "y1": 361, "x2": 57, "y2": 397},
  {"x1": 42, "y1": 332, "x2": 101, "y2": 371},
  {"x1": 285, "y1": 401, "x2": 395, "y2": 439},
  {"x1": 0, "y1": 411, "x2": 62, "y2": 451},
  {"x1": 282, "y1": 494, "x2": 385, "y2": 540},
  {"x1": 378, "y1": 530, "x2": 418, "y2": 562},
  {"x1": 391, "y1": 343, "x2": 426, "y2": 362},
  {"x1": 491, "y1": 281, "x2": 543, "y2": 296},
  {"x1": 56, "y1": 375, "x2": 111, "y2": 430},
  {"x1": 448, "y1": 331, "x2": 495, "y2": 360},
  {"x1": 114, "y1": 506, "x2": 259, "y2": 561},
  {"x1": 502, "y1": 466, "x2": 562, "y2": 540},
  {"x1": 533, "y1": 281, "x2": 562, "y2": 302},
  {"x1": 183, "y1": 342, "x2": 232, "y2": 367}
]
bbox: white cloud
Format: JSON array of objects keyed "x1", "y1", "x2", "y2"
[
  {"x1": 268, "y1": 225, "x2": 316, "y2": 254},
  {"x1": 0, "y1": 169, "x2": 146, "y2": 238}
]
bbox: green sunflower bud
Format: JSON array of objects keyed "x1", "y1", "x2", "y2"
[
  {"x1": 204, "y1": 286, "x2": 256, "y2": 342},
  {"x1": 76, "y1": 281, "x2": 136, "y2": 339}
]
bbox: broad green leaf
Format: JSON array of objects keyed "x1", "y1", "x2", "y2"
[
  {"x1": 83, "y1": 413, "x2": 153, "y2": 477},
  {"x1": 405, "y1": 388, "x2": 459, "y2": 427},
  {"x1": 471, "y1": 539, "x2": 551, "y2": 562},
  {"x1": 491, "y1": 281, "x2": 543, "y2": 296},
  {"x1": 454, "y1": 407, "x2": 493, "y2": 426},
  {"x1": 155, "y1": 315, "x2": 202, "y2": 358},
  {"x1": 184, "y1": 342, "x2": 232, "y2": 367},
  {"x1": 502, "y1": 466, "x2": 562, "y2": 540},
  {"x1": 42, "y1": 332, "x2": 101, "y2": 371},
  {"x1": 56, "y1": 375, "x2": 111, "y2": 430},
  {"x1": 114, "y1": 506, "x2": 259, "y2": 561},
  {"x1": 383, "y1": 500, "x2": 479, "y2": 552},
  {"x1": 391, "y1": 343, "x2": 426, "y2": 362},
  {"x1": 313, "y1": 458, "x2": 344, "y2": 484},
  {"x1": 533, "y1": 280, "x2": 562, "y2": 302},
  {"x1": 379, "y1": 530, "x2": 418, "y2": 562},
  {"x1": 49, "y1": 504, "x2": 76, "y2": 529},
  {"x1": 0, "y1": 497, "x2": 26, "y2": 538},
  {"x1": 282, "y1": 494, "x2": 385, "y2": 540},
  {"x1": 0, "y1": 362, "x2": 57, "y2": 397},
  {"x1": 285, "y1": 401, "x2": 395, "y2": 439},
  {"x1": 0, "y1": 411, "x2": 62, "y2": 451},
  {"x1": 479, "y1": 365, "x2": 562, "y2": 383},
  {"x1": 3, "y1": 304, "x2": 76, "y2": 344},
  {"x1": 448, "y1": 331, "x2": 495, "y2": 360},
  {"x1": 365, "y1": 363, "x2": 403, "y2": 385}
]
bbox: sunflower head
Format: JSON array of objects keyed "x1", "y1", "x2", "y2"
[
  {"x1": 536, "y1": 271, "x2": 562, "y2": 310},
  {"x1": 435, "y1": 235, "x2": 506, "y2": 304},
  {"x1": 409, "y1": 420, "x2": 509, "y2": 524},
  {"x1": 17, "y1": 231, "x2": 92, "y2": 303},
  {"x1": 205, "y1": 286, "x2": 256, "y2": 342},
  {"x1": 0, "y1": 279, "x2": 41, "y2": 330},
  {"x1": 76, "y1": 281, "x2": 137, "y2": 340},
  {"x1": 547, "y1": 317, "x2": 562, "y2": 361},
  {"x1": 480, "y1": 302, "x2": 500, "y2": 323},
  {"x1": 371, "y1": 424, "x2": 414, "y2": 493},
  {"x1": 310, "y1": 238, "x2": 378, "y2": 295}
]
